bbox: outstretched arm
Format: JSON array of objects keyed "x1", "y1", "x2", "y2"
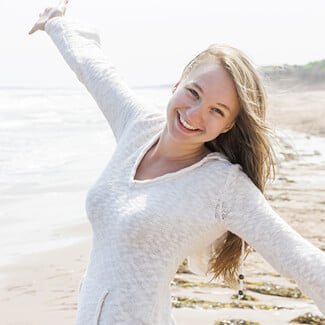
[
  {"x1": 217, "y1": 165, "x2": 325, "y2": 314},
  {"x1": 29, "y1": 1, "x2": 143, "y2": 141}
]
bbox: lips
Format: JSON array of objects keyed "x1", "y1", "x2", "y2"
[{"x1": 177, "y1": 112, "x2": 200, "y2": 132}]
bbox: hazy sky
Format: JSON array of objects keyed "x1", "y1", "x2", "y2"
[{"x1": 2, "y1": 0, "x2": 324, "y2": 88}]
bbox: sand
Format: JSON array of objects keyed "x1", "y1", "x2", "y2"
[{"x1": 1, "y1": 88, "x2": 324, "y2": 325}]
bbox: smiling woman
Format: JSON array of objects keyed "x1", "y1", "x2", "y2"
[
  {"x1": 28, "y1": 1, "x2": 325, "y2": 324},
  {"x1": 166, "y1": 62, "x2": 240, "y2": 142}
]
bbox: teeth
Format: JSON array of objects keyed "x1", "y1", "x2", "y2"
[{"x1": 179, "y1": 114, "x2": 198, "y2": 130}]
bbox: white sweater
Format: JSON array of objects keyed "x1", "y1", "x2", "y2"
[{"x1": 45, "y1": 17, "x2": 325, "y2": 324}]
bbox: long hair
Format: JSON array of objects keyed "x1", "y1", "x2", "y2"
[{"x1": 181, "y1": 45, "x2": 277, "y2": 286}]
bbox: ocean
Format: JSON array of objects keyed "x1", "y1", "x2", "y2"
[{"x1": 0, "y1": 87, "x2": 324, "y2": 266}]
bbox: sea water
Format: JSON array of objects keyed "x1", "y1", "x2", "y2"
[
  {"x1": 0, "y1": 86, "x2": 324, "y2": 265},
  {"x1": 0, "y1": 86, "x2": 171, "y2": 265}
]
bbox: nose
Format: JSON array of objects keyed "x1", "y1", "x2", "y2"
[{"x1": 186, "y1": 102, "x2": 207, "y2": 126}]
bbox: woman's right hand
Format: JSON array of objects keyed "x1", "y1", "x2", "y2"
[{"x1": 29, "y1": 0, "x2": 69, "y2": 35}]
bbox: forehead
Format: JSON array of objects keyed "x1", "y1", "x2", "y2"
[{"x1": 183, "y1": 62, "x2": 240, "y2": 114}]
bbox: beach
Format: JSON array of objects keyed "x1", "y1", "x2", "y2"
[{"x1": 0, "y1": 86, "x2": 324, "y2": 324}]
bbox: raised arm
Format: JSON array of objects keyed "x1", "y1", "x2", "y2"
[
  {"x1": 217, "y1": 165, "x2": 325, "y2": 314},
  {"x1": 29, "y1": 2, "x2": 143, "y2": 140}
]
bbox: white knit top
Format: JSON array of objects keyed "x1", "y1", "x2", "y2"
[{"x1": 45, "y1": 17, "x2": 325, "y2": 324}]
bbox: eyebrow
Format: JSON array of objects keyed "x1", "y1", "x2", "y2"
[{"x1": 192, "y1": 82, "x2": 231, "y2": 112}]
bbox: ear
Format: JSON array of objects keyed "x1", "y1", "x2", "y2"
[{"x1": 172, "y1": 82, "x2": 180, "y2": 93}]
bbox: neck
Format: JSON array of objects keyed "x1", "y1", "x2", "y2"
[{"x1": 150, "y1": 127, "x2": 210, "y2": 163}]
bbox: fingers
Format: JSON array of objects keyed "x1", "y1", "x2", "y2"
[
  {"x1": 29, "y1": 21, "x2": 45, "y2": 35},
  {"x1": 29, "y1": 1, "x2": 69, "y2": 35},
  {"x1": 57, "y1": 0, "x2": 69, "y2": 11},
  {"x1": 28, "y1": 23, "x2": 39, "y2": 35},
  {"x1": 58, "y1": 0, "x2": 69, "y2": 5}
]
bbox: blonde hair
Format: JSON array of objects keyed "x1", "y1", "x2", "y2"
[{"x1": 182, "y1": 45, "x2": 277, "y2": 286}]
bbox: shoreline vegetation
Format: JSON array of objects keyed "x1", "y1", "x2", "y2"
[{"x1": 261, "y1": 59, "x2": 325, "y2": 91}]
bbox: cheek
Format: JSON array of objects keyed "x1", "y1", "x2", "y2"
[
  {"x1": 166, "y1": 95, "x2": 181, "y2": 115},
  {"x1": 207, "y1": 117, "x2": 223, "y2": 129},
  {"x1": 166, "y1": 98, "x2": 175, "y2": 117},
  {"x1": 168, "y1": 90, "x2": 188, "y2": 107},
  {"x1": 206, "y1": 119, "x2": 228, "y2": 137}
]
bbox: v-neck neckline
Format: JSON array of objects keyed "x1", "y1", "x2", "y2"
[{"x1": 129, "y1": 131, "x2": 228, "y2": 186}]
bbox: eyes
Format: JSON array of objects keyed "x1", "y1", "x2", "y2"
[
  {"x1": 211, "y1": 107, "x2": 225, "y2": 117},
  {"x1": 187, "y1": 88, "x2": 200, "y2": 99},
  {"x1": 186, "y1": 87, "x2": 225, "y2": 117}
]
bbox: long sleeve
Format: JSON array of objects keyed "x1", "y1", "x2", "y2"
[
  {"x1": 45, "y1": 17, "x2": 142, "y2": 140},
  {"x1": 217, "y1": 164, "x2": 325, "y2": 314}
]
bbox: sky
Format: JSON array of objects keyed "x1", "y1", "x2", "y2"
[{"x1": 2, "y1": 0, "x2": 325, "y2": 88}]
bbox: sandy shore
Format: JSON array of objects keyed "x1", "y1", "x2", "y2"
[
  {"x1": 1, "y1": 89, "x2": 324, "y2": 324},
  {"x1": 266, "y1": 89, "x2": 325, "y2": 136}
]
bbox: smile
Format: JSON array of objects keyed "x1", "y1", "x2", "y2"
[{"x1": 178, "y1": 113, "x2": 199, "y2": 131}]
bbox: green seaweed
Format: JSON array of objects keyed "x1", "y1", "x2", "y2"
[
  {"x1": 256, "y1": 272, "x2": 280, "y2": 277},
  {"x1": 215, "y1": 321, "x2": 261, "y2": 325},
  {"x1": 172, "y1": 278, "x2": 224, "y2": 288},
  {"x1": 245, "y1": 281, "x2": 307, "y2": 299},
  {"x1": 245, "y1": 281, "x2": 265, "y2": 286},
  {"x1": 172, "y1": 296, "x2": 289, "y2": 310},
  {"x1": 231, "y1": 294, "x2": 257, "y2": 301},
  {"x1": 173, "y1": 278, "x2": 306, "y2": 300},
  {"x1": 290, "y1": 313, "x2": 325, "y2": 324},
  {"x1": 177, "y1": 259, "x2": 190, "y2": 274}
]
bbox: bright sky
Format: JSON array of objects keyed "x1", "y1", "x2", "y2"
[{"x1": 2, "y1": 0, "x2": 325, "y2": 88}]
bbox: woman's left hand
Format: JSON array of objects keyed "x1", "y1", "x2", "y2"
[{"x1": 29, "y1": 0, "x2": 69, "y2": 35}]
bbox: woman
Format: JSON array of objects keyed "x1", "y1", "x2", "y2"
[{"x1": 29, "y1": 1, "x2": 325, "y2": 324}]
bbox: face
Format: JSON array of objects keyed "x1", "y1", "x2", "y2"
[{"x1": 165, "y1": 62, "x2": 240, "y2": 152}]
